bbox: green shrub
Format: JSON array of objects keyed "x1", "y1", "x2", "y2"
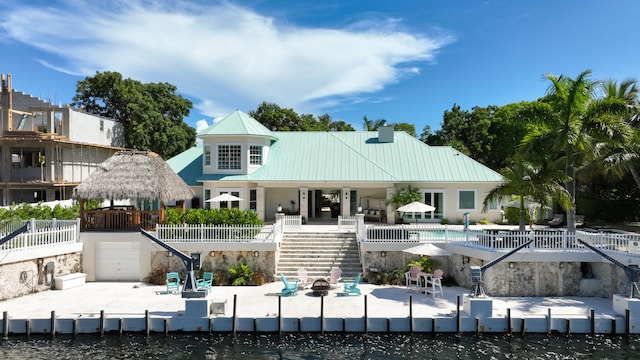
[
  {"x1": 228, "y1": 262, "x2": 253, "y2": 286},
  {"x1": 408, "y1": 256, "x2": 440, "y2": 273},
  {"x1": 440, "y1": 218, "x2": 449, "y2": 225},
  {"x1": 166, "y1": 207, "x2": 264, "y2": 226},
  {"x1": 505, "y1": 207, "x2": 530, "y2": 225},
  {"x1": 478, "y1": 219, "x2": 490, "y2": 225}
]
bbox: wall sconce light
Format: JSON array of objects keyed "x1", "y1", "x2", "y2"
[
  {"x1": 277, "y1": 204, "x2": 282, "y2": 212},
  {"x1": 380, "y1": 251, "x2": 386, "y2": 258},
  {"x1": 559, "y1": 262, "x2": 565, "y2": 268},
  {"x1": 509, "y1": 262, "x2": 515, "y2": 269},
  {"x1": 209, "y1": 251, "x2": 215, "y2": 257},
  {"x1": 358, "y1": 206, "x2": 363, "y2": 213},
  {"x1": 253, "y1": 251, "x2": 260, "y2": 258}
]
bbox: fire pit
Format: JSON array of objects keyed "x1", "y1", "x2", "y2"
[{"x1": 311, "y1": 279, "x2": 330, "y2": 296}]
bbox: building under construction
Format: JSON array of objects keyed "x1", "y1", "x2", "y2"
[{"x1": 0, "y1": 74, "x2": 124, "y2": 205}]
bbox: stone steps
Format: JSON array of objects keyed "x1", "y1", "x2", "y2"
[{"x1": 276, "y1": 232, "x2": 362, "y2": 279}]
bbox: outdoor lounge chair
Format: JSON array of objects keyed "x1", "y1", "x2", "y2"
[
  {"x1": 405, "y1": 265, "x2": 422, "y2": 292},
  {"x1": 327, "y1": 267, "x2": 342, "y2": 288},
  {"x1": 343, "y1": 273, "x2": 362, "y2": 296},
  {"x1": 280, "y1": 273, "x2": 299, "y2": 296},
  {"x1": 297, "y1": 268, "x2": 313, "y2": 289},
  {"x1": 425, "y1": 269, "x2": 444, "y2": 298},
  {"x1": 548, "y1": 214, "x2": 564, "y2": 227},
  {"x1": 196, "y1": 271, "x2": 213, "y2": 291},
  {"x1": 166, "y1": 272, "x2": 180, "y2": 294},
  {"x1": 575, "y1": 215, "x2": 585, "y2": 228}
]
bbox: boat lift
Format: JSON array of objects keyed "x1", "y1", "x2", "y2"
[
  {"x1": 140, "y1": 229, "x2": 206, "y2": 298},
  {"x1": 576, "y1": 239, "x2": 640, "y2": 299},
  {"x1": 0, "y1": 223, "x2": 30, "y2": 247},
  {"x1": 469, "y1": 239, "x2": 533, "y2": 297}
]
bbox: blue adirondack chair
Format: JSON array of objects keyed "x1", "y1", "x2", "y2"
[
  {"x1": 196, "y1": 271, "x2": 213, "y2": 291},
  {"x1": 280, "y1": 273, "x2": 299, "y2": 296},
  {"x1": 343, "y1": 273, "x2": 362, "y2": 296},
  {"x1": 166, "y1": 272, "x2": 180, "y2": 294}
]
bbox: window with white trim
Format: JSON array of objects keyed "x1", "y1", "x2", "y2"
[
  {"x1": 204, "y1": 145, "x2": 211, "y2": 166},
  {"x1": 249, "y1": 145, "x2": 262, "y2": 165},
  {"x1": 204, "y1": 189, "x2": 211, "y2": 209},
  {"x1": 218, "y1": 145, "x2": 241, "y2": 170},
  {"x1": 458, "y1": 190, "x2": 475, "y2": 210}
]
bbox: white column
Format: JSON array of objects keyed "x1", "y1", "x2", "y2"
[
  {"x1": 299, "y1": 187, "x2": 308, "y2": 222},
  {"x1": 256, "y1": 186, "x2": 265, "y2": 221},
  {"x1": 386, "y1": 187, "x2": 395, "y2": 224},
  {"x1": 341, "y1": 187, "x2": 350, "y2": 217}
]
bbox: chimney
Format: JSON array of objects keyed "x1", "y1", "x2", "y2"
[{"x1": 378, "y1": 126, "x2": 394, "y2": 143}]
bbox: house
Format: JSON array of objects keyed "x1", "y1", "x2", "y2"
[
  {"x1": 168, "y1": 110, "x2": 504, "y2": 224},
  {"x1": 0, "y1": 74, "x2": 124, "y2": 205}
]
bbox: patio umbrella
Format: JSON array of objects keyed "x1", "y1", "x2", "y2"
[
  {"x1": 397, "y1": 201, "x2": 436, "y2": 222},
  {"x1": 402, "y1": 243, "x2": 451, "y2": 257},
  {"x1": 504, "y1": 197, "x2": 539, "y2": 208},
  {"x1": 397, "y1": 201, "x2": 436, "y2": 213},
  {"x1": 205, "y1": 193, "x2": 243, "y2": 203}
]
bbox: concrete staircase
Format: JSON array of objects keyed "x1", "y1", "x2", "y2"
[{"x1": 277, "y1": 232, "x2": 362, "y2": 279}]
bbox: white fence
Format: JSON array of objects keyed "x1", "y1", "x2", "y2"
[
  {"x1": 155, "y1": 224, "x2": 277, "y2": 243},
  {"x1": 0, "y1": 226, "x2": 78, "y2": 252},
  {"x1": 338, "y1": 216, "x2": 357, "y2": 231},
  {"x1": 361, "y1": 224, "x2": 640, "y2": 257},
  {"x1": 281, "y1": 215, "x2": 302, "y2": 232}
]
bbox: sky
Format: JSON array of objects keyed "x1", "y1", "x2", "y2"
[{"x1": 1, "y1": 0, "x2": 639, "y2": 136}]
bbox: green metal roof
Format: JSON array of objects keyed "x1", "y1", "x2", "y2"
[
  {"x1": 165, "y1": 147, "x2": 203, "y2": 186},
  {"x1": 198, "y1": 110, "x2": 277, "y2": 140},
  {"x1": 168, "y1": 130, "x2": 503, "y2": 185}
]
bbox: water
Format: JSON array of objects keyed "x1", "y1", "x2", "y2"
[{"x1": 1, "y1": 333, "x2": 639, "y2": 359}]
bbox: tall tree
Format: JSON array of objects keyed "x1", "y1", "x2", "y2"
[
  {"x1": 521, "y1": 70, "x2": 632, "y2": 231},
  {"x1": 482, "y1": 159, "x2": 572, "y2": 231},
  {"x1": 72, "y1": 71, "x2": 195, "y2": 159},
  {"x1": 249, "y1": 102, "x2": 353, "y2": 131},
  {"x1": 579, "y1": 79, "x2": 639, "y2": 189}
]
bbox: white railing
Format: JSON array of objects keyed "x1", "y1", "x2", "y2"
[
  {"x1": 155, "y1": 224, "x2": 276, "y2": 243},
  {"x1": 0, "y1": 225, "x2": 78, "y2": 253},
  {"x1": 361, "y1": 224, "x2": 640, "y2": 256},
  {"x1": 282, "y1": 215, "x2": 302, "y2": 232},
  {"x1": 338, "y1": 215, "x2": 357, "y2": 231}
]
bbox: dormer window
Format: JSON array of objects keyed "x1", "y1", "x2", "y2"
[
  {"x1": 218, "y1": 144, "x2": 241, "y2": 170},
  {"x1": 249, "y1": 145, "x2": 262, "y2": 165}
]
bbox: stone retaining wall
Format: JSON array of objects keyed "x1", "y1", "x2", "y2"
[{"x1": 0, "y1": 252, "x2": 82, "y2": 300}]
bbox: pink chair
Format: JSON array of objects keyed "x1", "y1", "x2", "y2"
[
  {"x1": 327, "y1": 267, "x2": 342, "y2": 288},
  {"x1": 404, "y1": 265, "x2": 421, "y2": 292},
  {"x1": 426, "y1": 269, "x2": 444, "y2": 298},
  {"x1": 297, "y1": 267, "x2": 312, "y2": 289}
]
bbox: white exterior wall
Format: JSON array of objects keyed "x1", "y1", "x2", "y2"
[
  {"x1": 67, "y1": 110, "x2": 123, "y2": 147},
  {"x1": 58, "y1": 144, "x2": 116, "y2": 183}
]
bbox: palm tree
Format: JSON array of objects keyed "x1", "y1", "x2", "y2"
[
  {"x1": 521, "y1": 70, "x2": 632, "y2": 231},
  {"x1": 579, "y1": 79, "x2": 639, "y2": 189},
  {"x1": 482, "y1": 159, "x2": 571, "y2": 231},
  {"x1": 363, "y1": 115, "x2": 386, "y2": 131}
]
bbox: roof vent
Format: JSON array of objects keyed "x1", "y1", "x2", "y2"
[{"x1": 378, "y1": 126, "x2": 394, "y2": 143}]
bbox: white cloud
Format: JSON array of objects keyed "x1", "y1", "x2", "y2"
[{"x1": 0, "y1": 0, "x2": 454, "y2": 118}]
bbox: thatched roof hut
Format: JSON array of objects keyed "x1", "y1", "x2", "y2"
[{"x1": 73, "y1": 150, "x2": 195, "y2": 202}]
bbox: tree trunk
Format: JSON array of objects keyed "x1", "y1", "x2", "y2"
[{"x1": 566, "y1": 164, "x2": 576, "y2": 232}]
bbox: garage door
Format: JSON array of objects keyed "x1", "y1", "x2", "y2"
[{"x1": 95, "y1": 241, "x2": 140, "y2": 281}]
